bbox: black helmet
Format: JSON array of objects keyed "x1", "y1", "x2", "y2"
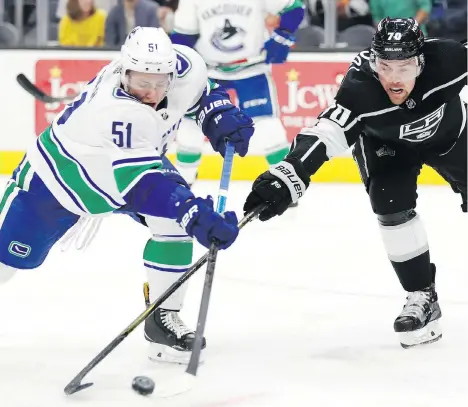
[{"x1": 371, "y1": 17, "x2": 425, "y2": 75}]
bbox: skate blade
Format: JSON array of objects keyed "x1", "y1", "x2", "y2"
[
  {"x1": 148, "y1": 342, "x2": 205, "y2": 365},
  {"x1": 399, "y1": 320, "x2": 442, "y2": 349}
]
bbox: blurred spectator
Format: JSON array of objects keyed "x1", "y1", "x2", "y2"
[
  {"x1": 105, "y1": 0, "x2": 160, "y2": 47},
  {"x1": 59, "y1": 0, "x2": 107, "y2": 47},
  {"x1": 369, "y1": 0, "x2": 432, "y2": 35},
  {"x1": 154, "y1": 0, "x2": 178, "y2": 10},
  {"x1": 305, "y1": 0, "x2": 372, "y2": 31},
  {"x1": 154, "y1": 0, "x2": 179, "y2": 32},
  {"x1": 57, "y1": 0, "x2": 118, "y2": 18},
  {"x1": 427, "y1": 0, "x2": 467, "y2": 41},
  {"x1": 4, "y1": 0, "x2": 36, "y2": 31}
]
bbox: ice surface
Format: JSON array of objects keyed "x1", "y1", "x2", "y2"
[{"x1": 0, "y1": 178, "x2": 466, "y2": 407}]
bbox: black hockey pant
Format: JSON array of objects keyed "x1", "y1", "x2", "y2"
[{"x1": 351, "y1": 127, "x2": 466, "y2": 292}]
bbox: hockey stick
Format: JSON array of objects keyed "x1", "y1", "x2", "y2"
[
  {"x1": 206, "y1": 53, "x2": 267, "y2": 72},
  {"x1": 16, "y1": 73, "x2": 78, "y2": 103},
  {"x1": 63, "y1": 206, "x2": 264, "y2": 396},
  {"x1": 186, "y1": 142, "x2": 236, "y2": 378}
]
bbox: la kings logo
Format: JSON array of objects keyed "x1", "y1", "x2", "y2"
[{"x1": 399, "y1": 104, "x2": 446, "y2": 143}]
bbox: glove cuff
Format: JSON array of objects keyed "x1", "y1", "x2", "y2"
[
  {"x1": 272, "y1": 29, "x2": 295, "y2": 46},
  {"x1": 269, "y1": 159, "x2": 310, "y2": 203}
]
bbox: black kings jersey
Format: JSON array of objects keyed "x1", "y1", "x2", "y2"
[{"x1": 288, "y1": 38, "x2": 468, "y2": 176}]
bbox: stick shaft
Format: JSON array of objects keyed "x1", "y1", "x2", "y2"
[
  {"x1": 16, "y1": 73, "x2": 77, "y2": 103},
  {"x1": 186, "y1": 143, "x2": 236, "y2": 376},
  {"x1": 63, "y1": 208, "x2": 262, "y2": 395}
]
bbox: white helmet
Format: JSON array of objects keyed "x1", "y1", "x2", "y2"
[{"x1": 120, "y1": 26, "x2": 178, "y2": 92}]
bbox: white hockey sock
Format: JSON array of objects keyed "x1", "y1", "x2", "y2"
[
  {"x1": 175, "y1": 151, "x2": 201, "y2": 185},
  {"x1": 251, "y1": 117, "x2": 290, "y2": 165},
  {"x1": 175, "y1": 118, "x2": 205, "y2": 185},
  {"x1": 379, "y1": 214, "x2": 429, "y2": 263},
  {"x1": 143, "y1": 238, "x2": 192, "y2": 310}
]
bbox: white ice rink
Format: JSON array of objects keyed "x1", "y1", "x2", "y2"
[{"x1": 0, "y1": 179, "x2": 466, "y2": 407}]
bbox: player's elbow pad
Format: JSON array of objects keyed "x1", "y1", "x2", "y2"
[
  {"x1": 288, "y1": 119, "x2": 351, "y2": 175},
  {"x1": 123, "y1": 171, "x2": 194, "y2": 219},
  {"x1": 299, "y1": 119, "x2": 350, "y2": 158}
]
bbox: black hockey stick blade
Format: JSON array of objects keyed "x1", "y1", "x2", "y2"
[
  {"x1": 64, "y1": 331, "x2": 130, "y2": 395},
  {"x1": 64, "y1": 382, "x2": 93, "y2": 395},
  {"x1": 16, "y1": 73, "x2": 77, "y2": 103},
  {"x1": 63, "y1": 206, "x2": 265, "y2": 395},
  {"x1": 186, "y1": 242, "x2": 219, "y2": 376}
]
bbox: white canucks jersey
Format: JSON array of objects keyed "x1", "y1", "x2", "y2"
[
  {"x1": 174, "y1": 0, "x2": 299, "y2": 80},
  {"x1": 27, "y1": 45, "x2": 209, "y2": 216}
]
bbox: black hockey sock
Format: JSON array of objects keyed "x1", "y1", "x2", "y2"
[
  {"x1": 377, "y1": 211, "x2": 433, "y2": 292},
  {"x1": 390, "y1": 250, "x2": 433, "y2": 292}
]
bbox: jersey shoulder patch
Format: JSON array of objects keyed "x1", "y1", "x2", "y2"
[
  {"x1": 172, "y1": 45, "x2": 208, "y2": 108},
  {"x1": 174, "y1": 44, "x2": 206, "y2": 79},
  {"x1": 175, "y1": 49, "x2": 193, "y2": 78}
]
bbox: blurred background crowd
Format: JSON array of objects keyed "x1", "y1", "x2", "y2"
[{"x1": 0, "y1": 0, "x2": 465, "y2": 49}]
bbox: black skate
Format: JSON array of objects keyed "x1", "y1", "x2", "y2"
[
  {"x1": 144, "y1": 308, "x2": 206, "y2": 364},
  {"x1": 394, "y1": 285, "x2": 442, "y2": 348}
]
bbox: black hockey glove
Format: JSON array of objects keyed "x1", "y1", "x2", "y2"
[{"x1": 243, "y1": 158, "x2": 310, "y2": 221}]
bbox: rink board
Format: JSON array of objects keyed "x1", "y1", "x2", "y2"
[
  {"x1": 0, "y1": 150, "x2": 446, "y2": 184},
  {"x1": 0, "y1": 49, "x2": 447, "y2": 184}
]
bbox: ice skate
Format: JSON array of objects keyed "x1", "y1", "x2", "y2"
[
  {"x1": 394, "y1": 285, "x2": 442, "y2": 348},
  {"x1": 144, "y1": 308, "x2": 206, "y2": 364}
]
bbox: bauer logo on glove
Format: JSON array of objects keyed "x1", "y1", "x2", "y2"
[
  {"x1": 176, "y1": 196, "x2": 239, "y2": 250},
  {"x1": 196, "y1": 100, "x2": 233, "y2": 128},
  {"x1": 193, "y1": 83, "x2": 254, "y2": 158},
  {"x1": 270, "y1": 162, "x2": 307, "y2": 199},
  {"x1": 179, "y1": 204, "x2": 199, "y2": 229}
]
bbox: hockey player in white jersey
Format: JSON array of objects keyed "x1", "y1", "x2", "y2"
[
  {"x1": 171, "y1": 0, "x2": 305, "y2": 185},
  {"x1": 0, "y1": 27, "x2": 254, "y2": 363}
]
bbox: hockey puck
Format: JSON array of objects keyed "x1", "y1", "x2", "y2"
[{"x1": 132, "y1": 376, "x2": 155, "y2": 395}]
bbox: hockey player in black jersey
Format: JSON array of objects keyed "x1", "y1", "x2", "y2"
[{"x1": 244, "y1": 17, "x2": 467, "y2": 348}]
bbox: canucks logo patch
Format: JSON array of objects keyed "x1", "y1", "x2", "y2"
[
  {"x1": 175, "y1": 50, "x2": 192, "y2": 77},
  {"x1": 8, "y1": 241, "x2": 31, "y2": 258},
  {"x1": 211, "y1": 19, "x2": 246, "y2": 52}
]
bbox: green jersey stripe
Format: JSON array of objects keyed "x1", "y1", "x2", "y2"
[{"x1": 39, "y1": 128, "x2": 120, "y2": 214}]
